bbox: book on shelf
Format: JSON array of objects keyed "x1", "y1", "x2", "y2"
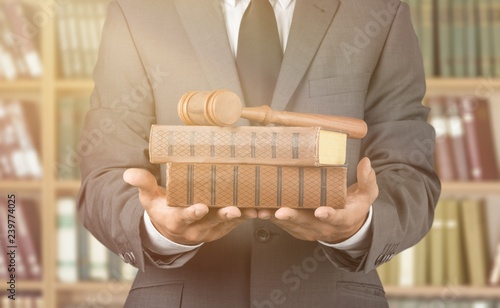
[
  {"x1": 444, "y1": 199, "x2": 466, "y2": 286},
  {"x1": 426, "y1": 95, "x2": 499, "y2": 181},
  {"x1": 0, "y1": 0, "x2": 43, "y2": 80},
  {"x1": 0, "y1": 293, "x2": 43, "y2": 308},
  {"x1": 477, "y1": 0, "x2": 493, "y2": 77},
  {"x1": 165, "y1": 162, "x2": 347, "y2": 209},
  {"x1": 490, "y1": 243, "x2": 500, "y2": 285},
  {"x1": 149, "y1": 125, "x2": 347, "y2": 166},
  {"x1": 437, "y1": 0, "x2": 452, "y2": 77},
  {"x1": 493, "y1": 0, "x2": 500, "y2": 77},
  {"x1": 0, "y1": 198, "x2": 41, "y2": 281},
  {"x1": 451, "y1": 0, "x2": 466, "y2": 77},
  {"x1": 57, "y1": 197, "x2": 138, "y2": 283},
  {"x1": 0, "y1": 99, "x2": 42, "y2": 180},
  {"x1": 444, "y1": 96, "x2": 470, "y2": 181},
  {"x1": 460, "y1": 198, "x2": 489, "y2": 286},
  {"x1": 379, "y1": 197, "x2": 498, "y2": 288},
  {"x1": 458, "y1": 96, "x2": 499, "y2": 181},
  {"x1": 56, "y1": 0, "x2": 110, "y2": 79}
]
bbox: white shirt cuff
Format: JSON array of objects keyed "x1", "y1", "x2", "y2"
[
  {"x1": 318, "y1": 206, "x2": 373, "y2": 259},
  {"x1": 142, "y1": 211, "x2": 203, "y2": 255}
]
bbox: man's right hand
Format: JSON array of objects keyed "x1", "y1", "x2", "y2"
[{"x1": 123, "y1": 168, "x2": 257, "y2": 246}]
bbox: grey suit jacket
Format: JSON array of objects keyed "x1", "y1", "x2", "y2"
[{"x1": 77, "y1": 0, "x2": 441, "y2": 307}]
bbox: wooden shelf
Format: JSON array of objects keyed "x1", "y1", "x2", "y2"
[
  {"x1": 426, "y1": 78, "x2": 500, "y2": 93},
  {"x1": 55, "y1": 79, "x2": 94, "y2": 92},
  {"x1": 0, "y1": 180, "x2": 43, "y2": 191},
  {"x1": 0, "y1": 80, "x2": 42, "y2": 90},
  {"x1": 17, "y1": 280, "x2": 44, "y2": 291},
  {"x1": 385, "y1": 286, "x2": 500, "y2": 299},
  {"x1": 55, "y1": 180, "x2": 81, "y2": 193},
  {"x1": 441, "y1": 182, "x2": 500, "y2": 195}
]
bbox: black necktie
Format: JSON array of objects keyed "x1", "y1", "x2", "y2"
[{"x1": 236, "y1": 0, "x2": 283, "y2": 107}]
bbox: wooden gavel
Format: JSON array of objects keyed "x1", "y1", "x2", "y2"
[{"x1": 177, "y1": 90, "x2": 367, "y2": 139}]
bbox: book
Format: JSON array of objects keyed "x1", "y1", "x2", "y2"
[
  {"x1": 443, "y1": 199, "x2": 466, "y2": 285},
  {"x1": 165, "y1": 163, "x2": 347, "y2": 209},
  {"x1": 477, "y1": 0, "x2": 493, "y2": 76},
  {"x1": 57, "y1": 197, "x2": 78, "y2": 282},
  {"x1": 429, "y1": 199, "x2": 446, "y2": 286},
  {"x1": 457, "y1": 96, "x2": 499, "y2": 181},
  {"x1": 16, "y1": 199, "x2": 42, "y2": 280},
  {"x1": 461, "y1": 198, "x2": 489, "y2": 286},
  {"x1": 0, "y1": 100, "x2": 42, "y2": 180},
  {"x1": 427, "y1": 96, "x2": 455, "y2": 180},
  {"x1": 414, "y1": 234, "x2": 429, "y2": 286},
  {"x1": 464, "y1": 0, "x2": 479, "y2": 77},
  {"x1": 150, "y1": 125, "x2": 347, "y2": 166},
  {"x1": 490, "y1": 243, "x2": 500, "y2": 285},
  {"x1": 451, "y1": 0, "x2": 467, "y2": 77},
  {"x1": 437, "y1": 0, "x2": 452, "y2": 76},
  {"x1": 2, "y1": 0, "x2": 43, "y2": 78},
  {"x1": 420, "y1": 0, "x2": 434, "y2": 76},
  {"x1": 493, "y1": 0, "x2": 500, "y2": 77},
  {"x1": 89, "y1": 235, "x2": 109, "y2": 281},
  {"x1": 445, "y1": 97, "x2": 470, "y2": 181}
]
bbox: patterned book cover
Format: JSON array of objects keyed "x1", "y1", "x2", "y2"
[{"x1": 165, "y1": 163, "x2": 347, "y2": 209}]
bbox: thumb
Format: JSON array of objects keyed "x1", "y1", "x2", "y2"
[
  {"x1": 123, "y1": 168, "x2": 162, "y2": 200},
  {"x1": 356, "y1": 157, "x2": 378, "y2": 201}
]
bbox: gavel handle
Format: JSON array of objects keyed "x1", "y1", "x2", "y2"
[{"x1": 241, "y1": 105, "x2": 367, "y2": 139}]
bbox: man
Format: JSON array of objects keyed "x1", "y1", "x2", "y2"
[{"x1": 77, "y1": 0, "x2": 440, "y2": 306}]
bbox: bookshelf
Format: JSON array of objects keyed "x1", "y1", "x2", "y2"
[{"x1": 0, "y1": 0, "x2": 499, "y2": 307}]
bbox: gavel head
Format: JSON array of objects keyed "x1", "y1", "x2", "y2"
[{"x1": 177, "y1": 90, "x2": 243, "y2": 126}]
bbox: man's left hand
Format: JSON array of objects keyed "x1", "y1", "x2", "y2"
[{"x1": 257, "y1": 157, "x2": 378, "y2": 244}]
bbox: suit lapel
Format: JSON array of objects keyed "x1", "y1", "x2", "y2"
[
  {"x1": 271, "y1": 0, "x2": 340, "y2": 111},
  {"x1": 174, "y1": 0, "x2": 244, "y2": 99}
]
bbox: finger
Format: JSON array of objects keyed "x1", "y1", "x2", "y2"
[
  {"x1": 356, "y1": 157, "x2": 378, "y2": 200},
  {"x1": 274, "y1": 207, "x2": 300, "y2": 221},
  {"x1": 178, "y1": 203, "x2": 210, "y2": 224},
  {"x1": 241, "y1": 208, "x2": 258, "y2": 219},
  {"x1": 257, "y1": 209, "x2": 275, "y2": 220},
  {"x1": 204, "y1": 206, "x2": 243, "y2": 226},
  {"x1": 123, "y1": 168, "x2": 160, "y2": 197}
]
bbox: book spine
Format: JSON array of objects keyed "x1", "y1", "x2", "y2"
[
  {"x1": 77, "y1": 222, "x2": 90, "y2": 281},
  {"x1": 166, "y1": 163, "x2": 347, "y2": 209},
  {"x1": 57, "y1": 3, "x2": 73, "y2": 78},
  {"x1": 451, "y1": 0, "x2": 466, "y2": 77},
  {"x1": 427, "y1": 96, "x2": 455, "y2": 180},
  {"x1": 16, "y1": 199, "x2": 42, "y2": 279},
  {"x1": 429, "y1": 199, "x2": 445, "y2": 286},
  {"x1": 443, "y1": 199, "x2": 465, "y2": 285},
  {"x1": 57, "y1": 197, "x2": 78, "y2": 283},
  {"x1": 150, "y1": 125, "x2": 345, "y2": 166},
  {"x1": 493, "y1": 0, "x2": 500, "y2": 77},
  {"x1": 89, "y1": 235, "x2": 109, "y2": 281},
  {"x1": 445, "y1": 97, "x2": 470, "y2": 181},
  {"x1": 458, "y1": 97, "x2": 499, "y2": 180},
  {"x1": 58, "y1": 97, "x2": 78, "y2": 179},
  {"x1": 2, "y1": 0, "x2": 43, "y2": 78},
  {"x1": 465, "y1": 0, "x2": 478, "y2": 77},
  {"x1": 420, "y1": 0, "x2": 433, "y2": 76},
  {"x1": 437, "y1": 0, "x2": 452, "y2": 76},
  {"x1": 461, "y1": 199, "x2": 489, "y2": 286},
  {"x1": 477, "y1": 0, "x2": 492, "y2": 76}
]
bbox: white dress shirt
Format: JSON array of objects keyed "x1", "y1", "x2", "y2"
[{"x1": 141, "y1": 0, "x2": 374, "y2": 259}]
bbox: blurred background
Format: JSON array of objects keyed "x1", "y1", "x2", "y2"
[{"x1": 0, "y1": 0, "x2": 499, "y2": 307}]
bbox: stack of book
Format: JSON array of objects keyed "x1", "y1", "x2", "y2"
[
  {"x1": 149, "y1": 125, "x2": 349, "y2": 209},
  {"x1": 0, "y1": 0, "x2": 43, "y2": 80},
  {"x1": 57, "y1": 197, "x2": 138, "y2": 283},
  {"x1": 426, "y1": 95, "x2": 499, "y2": 182},
  {"x1": 56, "y1": 0, "x2": 109, "y2": 79},
  {"x1": 378, "y1": 196, "x2": 500, "y2": 287},
  {"x1": 0, "y1": 100, "x2": 42, "y2": 180},
  {"x1": 404, "y1": 0, "x2": 500, "y2": 77},
  {"x1": 0, "y1": 198, "x2": 42, "y2": 282}
]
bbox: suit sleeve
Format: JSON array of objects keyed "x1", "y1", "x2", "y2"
[
  {"x1": 321, "y1": 2, "x2": 441, "y2": 273},
  {"x1": 77, "y1": 1, "x2": 199, "y2": 271}
]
